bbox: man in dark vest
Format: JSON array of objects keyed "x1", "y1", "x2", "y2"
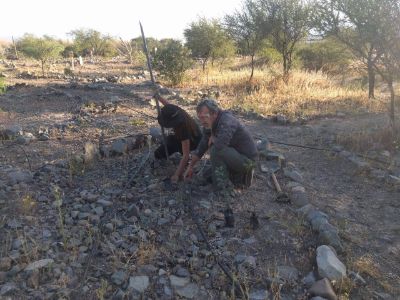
[{"x1": 185, "y1": 99, "x2": 257, "y2": 193}]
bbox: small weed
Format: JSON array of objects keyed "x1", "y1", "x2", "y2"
[
  {"x1": 130, "y1": 118, "x2": 146, "y2": 126},
  {"x1": 0, "y1": 77, "x2": 6, "y2": 94},
  {"x1": 95, "y1": 278, "x2": 109, "y2": 300}
]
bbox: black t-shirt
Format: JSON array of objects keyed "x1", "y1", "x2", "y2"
[{"x1": 174, "y1": 121, "x2": 202, "y2": 147}]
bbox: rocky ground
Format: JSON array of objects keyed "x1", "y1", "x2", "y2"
[{"x1": 0, "y1": 59, "x2": 399, "y2": 299}]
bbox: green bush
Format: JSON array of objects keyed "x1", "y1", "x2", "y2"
[
  {"x1": 153, "y1": 40, "x2": 193, "y2": 85},
  {"x1": 0, "y1": 77, "x2": 6, "y2": 94},
  {"x1": 296, "y1": 38, "x2": 352, "y2": 74}
]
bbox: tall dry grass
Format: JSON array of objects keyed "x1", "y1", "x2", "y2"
[{"x1": 181, "y1": 63, "x2": 387, "y2": 120}]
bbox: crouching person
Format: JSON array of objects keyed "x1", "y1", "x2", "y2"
[{"x1": 186, "y1": 99, "x2": 257, "y2": 193}]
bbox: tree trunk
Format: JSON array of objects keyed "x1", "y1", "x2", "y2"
[
  {"x1": 367, "y1": 59, "x2": 375, "y2": 99},
  {"x1": 249, "y1": 54, "x2": 255, "y2": 82},
  {"x1": 388, "y1": 79, "x2": 396, "y2": 131},
  {"x1": 12, "y1": 36, "x2": 18, "y2": 60},
  {"x1": 41, "y1": 60, "x2": 45, "y2": 77},
  {"x1": 202, "y1": 59, "x2": 207, "y2": 72}
]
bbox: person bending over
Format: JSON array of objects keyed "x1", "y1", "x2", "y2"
[{"x1": 154, "y1": 95, "x2": 202, "y2": 184}]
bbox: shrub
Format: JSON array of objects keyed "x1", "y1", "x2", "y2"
[
  {"x1": 0, "y1": 77, "x2": 6, "y2": 94},
  {"x1": 153, "y1": 40, "x2": 193, "y2": 85}
]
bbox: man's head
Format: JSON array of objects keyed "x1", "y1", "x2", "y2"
[{"x1": 196, "y1": 99, "x2": 220, "y2": 129}]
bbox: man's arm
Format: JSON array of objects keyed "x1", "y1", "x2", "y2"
[{"x1": 213, "y1": 114, "x2": 238, "y2": 150}]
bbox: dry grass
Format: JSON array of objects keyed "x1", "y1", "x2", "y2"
[
  {"x1": 337, "y1": 125, "x2": 400, "y2": 153},
  {"x1": 352, "y1": 254, "x2": 382, "y2": 279},
  {"x1": 180, "y1": 64, "x2": 387, "y2": 120}
]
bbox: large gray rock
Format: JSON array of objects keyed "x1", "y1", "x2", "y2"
[
  {"x1": 316, "y1": 246, "x2": 346, "y2": 281},
  {"x1": 128, "y1": 275, "x2": 149, "y2": 293},
  {"x1": 7, "y1": 170, "x2": 33, "y2": 185}
]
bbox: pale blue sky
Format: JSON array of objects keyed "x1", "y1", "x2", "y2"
[{"x1": 0, "y1": 0, "x2": 243, "y2": 41}]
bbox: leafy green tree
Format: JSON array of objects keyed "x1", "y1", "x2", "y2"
[
  {"x1": 259, "y1": 0, "x2": 312, "y2": 78},
  {"x1": 296, "y1": 38, "x2": 352, "y2": 73},
  {"x1": 184, "y1": 18, "x2": 233, "y2": 71},
  {"x1": 314, "y1": 0, "x2": 386, "y2": 98},
  {"x1": 152, "y1": 40, "x2": 193, "y2": 85},
  {"x1": 224, "y1": 0, "x2": 273, "y2": 81},
  {"x1": 68, "y1": 29, "x2": 117, "y2": 57},
  {"x1": 18, "y1": 34, "x2": 64, "y2": 76}
]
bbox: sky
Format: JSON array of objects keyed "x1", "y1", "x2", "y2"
[{"x1": 0, "y1": 0, "x2": 244, "y2": 42}]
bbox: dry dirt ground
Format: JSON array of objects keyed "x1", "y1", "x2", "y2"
[{"x1": 0, "y1": 59, "x2": 399, "y2": 300}]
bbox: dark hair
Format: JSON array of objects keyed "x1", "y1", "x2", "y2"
[
  {"x1": 158, "y1": 104, "x2": 199, "y2": 140},
  {"x1": 174, "y1": 109, "x2": 199, "y2": 141}
]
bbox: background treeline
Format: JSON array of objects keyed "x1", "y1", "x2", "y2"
[{"x1": 1, "y1": 0, "x2": 399, "y2": 124}]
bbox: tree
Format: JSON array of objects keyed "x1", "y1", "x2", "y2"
[
  {"x1": 261, "y1": 0, "x2": 312, "y2": 78},
  {"x1": 224, "y1": 0, "x2": 272, "y2": 80},
  {"x1": 184, "y1": 18, "x2": 233, "y2": 71},
  {"x1": 152, "y1": 40, "x2": 193, "y2": 85},
  {"x1": 314, "y1": 0, "x2": 385, "y2": 98},
  {"x1": 68, "y1": 29, "x2": 117, "y2": 57},
  {"x1": 117, "y1": 38, "x2": 146, "y2": 65},
  {"x1": 18, "y1": 34, "x2": 64, "y2": 76}
]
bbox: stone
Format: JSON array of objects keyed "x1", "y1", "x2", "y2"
[
  {"x1": 7, "y1": 170, "x2": 33, "y2": 185},
  {"x1": 310, "y1": 297, "x2": 329, "y2": 300},
  {"x1": 387, "y1": 175, "x2": 400, "y2": 185},
  {"x1": 176, "y1": 283, "x2": 200, "y2": 299},
  {"x1": 25, "y1": 259, "x2": 54, "y2": 271},
  {"x1": 0, "y1": 283, "x2": 17, "y2": 296},
  {"x1": 1, "y1": 125, "x2": 22, "y2": 139},
  {"x1": 311, "y1": 217, "x2": 329, "y2": 232},
  {"x1": 302, "y1": 271, "x2": 317, "y2": 288},
  {"x1": 249, "y1": 289, "x2": 270, "y2": 300},
  {"x1": 169, "y1": 275, "x2": 190, "y2": 287},
  {"x1": 128, "y1": 275, "x2": 149, "y2": 293},
  {"x1": 290, "y1": 191, "x2": 309, "y2": 207},
  {"x1": 276, "y1": 266, "x2": 299, "y2": 281},
  {"x1": 110, "y1": 139, "x2": 128, "y2": 156},
  {"x1": 292, "y1": 185, "x2": 306, "y2": 193},
  {"x1": 307, "y1": 210, "x2": 328, "y2": 223},
  {"x1": 318, "y1": 229, "x2": 343, "y2": 252},
  {"x1": 316, "y1": 246, "x2": 346, "y2": 281},
  {"x1": 283, "y1": 168, "x2": 303, "y2": 182},
  {"x1": 309, "y1": 278, "x2": 337, "y2": 300},
  {"x1": 97, "y1": 198, "x2": 113, "y2": 207},
  {"x1": 111, "y1": 270, "x2": 126, "y2": 286}
]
